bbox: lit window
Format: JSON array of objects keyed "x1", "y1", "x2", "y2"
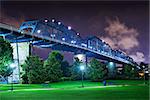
[
  {"x1": 62, "y1": 38, "x2": 65, "y2": 41},
  {"x1": 51, "y1": 34, "x2": 55, "y2": 38},
  {"x1": 89, "y1": 46, "x2": 93, "y2": 49},
  {"x1": 71, "y1": 40, "x2": 76, "y2": 44}
]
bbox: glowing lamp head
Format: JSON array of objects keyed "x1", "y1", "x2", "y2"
[
  {"x1": 68, "y1": 26, "x2": 71, "y2": 30},
  {"x1": 80, "y1": 65, "x2": 85, "y2": 71},
  {"x1": 142, "y1": 66, "x2": 145, "y2": 68},
  {"x1": 21, "y1": 31, "x2": 24, "y2": 33},
  {"x1": 145, "y1": 71, "x2": 149, "y2": 73},
  {"x1": 37, "y1": 30, "x2": 41, "y2": 33},
  {"x1": 109, "y1": 62, "x2": 114, "y2": 67}
]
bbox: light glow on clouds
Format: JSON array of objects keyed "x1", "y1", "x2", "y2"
[
  {"x1": 103, "y1": 18, "x2": 139, "y2": 50},
  {"x1": 130, "y1": 52, "x2": 145, "y2": 63},
  {"x1": 118, "y1": 36, "x2": 139, "y2": 50},
  {"x1": 100, "y1": 18, "x2": 145, "y2": 63}
]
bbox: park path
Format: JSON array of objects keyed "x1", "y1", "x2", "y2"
[
  {"x1": 1, "y1": 84, "x2": 146, "y2": 92},
  {"x1": 5, "y1": 85, "x2": 125, "y2": 92}
]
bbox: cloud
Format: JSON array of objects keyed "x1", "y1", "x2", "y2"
[
  {"x1": 99, "y1": 17, "x2": 145, "y2": 63},
  {"x1": 118, "y1": 36, "x2": 139, "y2": 50},
  {"x1": 103, "y1": 18, "x2": 139, "y2": 51},
  {"x1": 105, "y1": 18, "x2": 139, "y2": 37},
  {"x1": 130, "y1": 52, "x2": 145, "y2": 63}
]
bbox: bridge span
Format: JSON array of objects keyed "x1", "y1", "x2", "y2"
[{"x1": 0, "y1": 19, "x2": 137, "y2": 66}]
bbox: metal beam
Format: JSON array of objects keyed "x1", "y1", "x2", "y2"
[{"x1": 0, "y1": 23, "x2": 19, "y2": 32}]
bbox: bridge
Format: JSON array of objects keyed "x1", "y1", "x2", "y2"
[
  {"x1": 0, "y1": 18, "x2": 138, "y2": 67},
  {"x1": 1, "y1": 18, "x2": 140, "y2": 82}
]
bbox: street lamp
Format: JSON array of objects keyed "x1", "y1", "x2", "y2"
[
  {"x1": 80, "y1": 65, "x2": 85, "y2": 87},
  {"x1": 144, "y1": 70, "x2": 149, "y2": 84},
  {"x1": 37, "y1": 30, "x2": 41, "y2": 34},
  {"x1": 109, "y1": 62, "x2": 114, "y2": 67},
  {"x1": 142, "y1": 65, "x2": 149, "y2": 84},
  {"x1": 10, "y1": 63, "x2": 16, "y2": 91}
]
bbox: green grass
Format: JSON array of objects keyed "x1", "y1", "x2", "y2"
[
  {"x1": 0, "y1": 80, "x2": 149, "y2": 100},
  {"x1": 49, "y1": 81, "x2": 102, "y2": 88},
  {"x1": 0, "y1": 85, "x2": 149, "y2": 100}
]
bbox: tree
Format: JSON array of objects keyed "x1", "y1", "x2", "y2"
[
  {"x1": 0, "y1": 38, "x2": 13, "y2": 79},
  {"x1": 22, "y1": 55, "x2": 45, "y2": 84},
  {"x1": 88, "y1": 58, "x2": 107, "y2": 81},
  {"x1": 61, "y1": 60, "x2": 71, "y2": 77},
  {"x1": 44, "y1": 51, "x2": 63, "y2": 82},
  {"x1": 123, "y1": 64, "x2": 138, "y2": 79}
]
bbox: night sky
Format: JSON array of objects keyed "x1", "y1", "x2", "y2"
[{"x1": 1, "y1": 1, "x2": 149, "y2": 64}]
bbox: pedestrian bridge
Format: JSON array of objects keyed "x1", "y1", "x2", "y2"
[{"x1": 0, "y1": 18, "x2": 137, "y2": 66}]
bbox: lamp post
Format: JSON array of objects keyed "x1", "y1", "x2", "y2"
[
  {"x1": 10, "y1": 63, "x2": 16, "y2": 91},
  {"x1": 80, "y1": 65, "x2": 85, "y2": 87},
  {"x1": 144, "y1": 70, "x2": 149, "y2": 84},
  {"x1": 142, "y1": 65, "x2": 149, "y2": 84}
]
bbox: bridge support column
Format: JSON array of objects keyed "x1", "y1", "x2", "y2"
[
  {"x1": 15, "y1": 38, "x2": 20, "y2": 83},
  {"x1": 74, "y1": 53, "x2": 88, "y2": 70},
  {"x1": 29, "y1": 41, "x2": 33, "y2": 55},
  {"x1": 74, "y1": 54, "x2": 86, "y2": 63}
]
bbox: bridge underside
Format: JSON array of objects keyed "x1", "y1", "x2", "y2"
[{"x1": 0, "y1": 28, "x2": 130, "y2": 65}]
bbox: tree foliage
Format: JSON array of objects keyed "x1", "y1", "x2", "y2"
[
  {"x1": 0, "y1": 38, "x2": 13, "y2": 78},
  {"x1": 44, "y1": 51, "x2": 63, "y2": 82},
  {"x1": 22, "y1": 55, "x2": 45, "y2": 84},
  {"x1": 123, "y1": 64, "x2": 138, "y2": 79},
  {"x1": 88, "y1": 58, "x2": 107, "y2": 81},
  {"x1": 61, "y1": 60, "x2": 71, "y2": 77}
]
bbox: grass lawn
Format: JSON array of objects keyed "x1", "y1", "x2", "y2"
[{"x1": 0, "y1": 80, "x2": 149, "y2": 100}]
